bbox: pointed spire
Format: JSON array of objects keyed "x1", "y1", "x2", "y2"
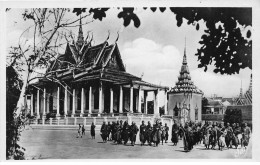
[
  {"x1": 183, "y1": 37, "x2": 187, "y2": 65},
  {"x1": 239, "y1": 80, "x2": 243, "y2": 98},
  {"x1": 77, "y1": 15, "x2": 84, "y2": 48},
  {"x1": 115, "y1": 31, "x2": 120, "y2": 43}
]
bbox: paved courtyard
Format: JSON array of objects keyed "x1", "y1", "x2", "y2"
[{"x1": 19, "y1": 128, "x2": 252, "y2": 159}]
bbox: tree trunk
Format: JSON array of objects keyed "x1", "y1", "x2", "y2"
[{"x1": 15, "y1": 69, "x2": 30, "y2": 118}]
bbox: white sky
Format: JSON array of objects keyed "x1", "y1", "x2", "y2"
[{"x1": 6, "y1": 8, "x2": 252, "y2": 102}]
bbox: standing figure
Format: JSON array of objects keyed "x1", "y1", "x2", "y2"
[
  {"x1": 164, "y1": 123, "x2": 169, "y2": 143},
  {"x1": 160, "y1": 122, "x2": 166, "y2": 145},
  {"x1": 82, "y1": 125, "x2": 85, "y2": 136},
  {"x1": 130, "y1": 121, "x2": 139, "y2": 146},
  {"x1": 225, "y1": 122, "x2": 234, "y2": 149},
  {"x1": 139, "y1": 121, "x2": 147, "y2": 146},
  {"x1": 111, "y1": 121, "x2": 116, "y2": 141},
  {"x1": 91, "y1": 122, "x2": 96, "y2": 139},
  {"x1": 152, "y1": 120, "x2": 161, "y2": 147},
  {"x1": 210, "y1": 124, "x2": 218, "y2": 149},
  {"x1": 234, "y1": 123, "x2": 242, "y2": 145},
  {"x1": 241, "y1": 123, "x2": 251, "y2": 148},
  {"x1": 171, "y1": 120, "x2": 179, "y2": 146},
  {"x1": 100, "y1": 122, "x2": 108, "y2": 143},
  {"x1": 146, "y1": 121, "x2": 153, "y2": 146},
  {"x1": 122, "y1": 121, "x2": 130, "y2": 145},
  {"x1": 217, "y1": 123, "x2": 226, "y2": 151},
  {"x1": 107, "y1": 122, "x2": 112, "y2": 141},
  {"x1": 77, "y1": 124, "x2": 82, "y2": 138}
]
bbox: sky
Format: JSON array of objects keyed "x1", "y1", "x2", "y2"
[{"x1": 6, "y1": 8, "x2": 252, "y2": 102}]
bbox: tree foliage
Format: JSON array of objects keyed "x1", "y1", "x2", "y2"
[
  {"x1": 6, "y1": 66, "x2": 26, "y2": 160},
  {"x1": 202, "y1": 97, "x2": 209, "y2": 114},
  {"x1": 171, "y1": 8, "x2": 252, "y2": 75},
  {"x1": 224, "y1": 108, "x2": 243, "y2": 125},
  {"x1": 74, "y1": 7, "x2": 252, "y2": 75}
]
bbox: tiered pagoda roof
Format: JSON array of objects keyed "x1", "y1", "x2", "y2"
[
  {"x1": 235, "y1": 74, "x2": 252, "y2": 105},
  {"x1": 169, "y1": 43, "x2": 203, "y2": 95},
  {"x1": 34, "y1": 20, "x2": 168, "y2": 90}
]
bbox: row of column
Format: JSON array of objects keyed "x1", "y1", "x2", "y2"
[{"x1": 29, "y1": 84, "x2": 168, "y2": 118}]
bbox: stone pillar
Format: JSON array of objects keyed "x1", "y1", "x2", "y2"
[
  {"x1": 88, "y1": 86, "x2": 92, "y2": 117},
  {"x1": 30, "y1": 93, "x2": 34, "y2": 116},
  {"x1": 110, "y1": 88, "x2": 114, "y2": 115},
  {"x1": 153, "y1": 90, "x2": 159, "y2": 115},
  {"x1": 72, "y1": 89, "x2": 76, "y2": 117},
  {"x1": 64, "y1": 86, "x2": 68, "y2": 117},
  {"x1": 36, "y1": 89, "x2": 40, "y2": 119},
  {"x1": 56, "y1": 87, "x2": 60, "y2": 118},
  {"x1": 130, "y1": 86, "x2": 133, "y2": 113},
  {"x1": 164, "y1": 90, "x2": 168, "y2": 115},
  {"x1": 98, "y1": 83, "x2": 103, "y2": 116},
  {"x1": 119, "y1": 86, "x2": 123, "y2": 113},
  {"x1": 137, "y1": 87, "x2": 142, "y2": 113},
  {"x1": 80, "y1": 88, "x2": 85, "y2": 117},
  {"x1": 144, "y1": 91, "x2": 148, "y2": 114},
  {"x1": 43, "y1": 88, "x2": 46, "y2": 116}
]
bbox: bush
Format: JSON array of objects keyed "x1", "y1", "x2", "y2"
[{"x1": 224, "y1": 108, "x2": 242, "y2": 125}]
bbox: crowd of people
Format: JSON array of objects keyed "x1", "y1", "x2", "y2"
[
  {"x1": 172, "y1": 121, "x2": 252, "y2": 151},
  {"x1": 76, "y1": 120, "x2": 251, "y2": 152}
]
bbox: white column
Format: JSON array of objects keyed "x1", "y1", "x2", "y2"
[
  {"x1": 64, "y1": 86, "x2": 68, "y2": 117},
  {"x1": 43, "y1": 88, "x2": 46, "y2": 116},
  {"x1": 88, "y1": 86, "x2": 92, "y2": 116},
  {"x1": 56, "y1": 87, "x2": 60, "y2": 118},
  {"x1": 138, "y1": 87, "x2": 142, "y2": 113},
  {"x1": 144, "y1": 91, "x2": 148, "y2": 114},
  {"x1": 154, "y1": 90, "x2": 159, "y2": 115},
  {"x1": 72, "y1": 89, "x2": 76, "y2": 117},
  {"x1": 164, "y1": 90, "x2": 168, "y2": 115},
  {"x1": 98, "y1": 83, "x2": 103, "y2": 116},
  {"x1": 130, "y1": 86, "x2": 133, "y2": 113},
  {"x1": 30, "y1": 94, "x2": 34, "y2": 116},
  {"x1": 110, "y1": 88, "x2": 114, "y2": 114},
  {"x1": 80, "y1": 88, "x2": 85, "y2": 117},
  {"x1": 119, "y1": 86, "x2": 123, "y2": 113},
  {"x1": 36, "y1": 89, "x2": 40, "y2": 118}
]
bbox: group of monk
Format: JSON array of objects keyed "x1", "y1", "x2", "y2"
[
  {"x1": 100, "y1": 120, "x2": 139, "y2": 146},
  {"x1": 99, "y1": 120, "x2": 170, "y2": 147},
  {"x1": 171, "y1": 121, "x2": 252, "y2": 152},
  {"x1": 98, "y1": 119, "x2": 251, "y2": 151}
]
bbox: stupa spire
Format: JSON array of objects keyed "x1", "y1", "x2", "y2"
[
  {"x1": 183, "y1": 37, "x2": 187, "y2": 65},
  {"x1": 77, "y1": 15, "x2": 84, "y2": 47}
]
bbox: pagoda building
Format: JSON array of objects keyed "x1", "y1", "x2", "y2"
[
  {"x1": 235, "y1": 74, "x2": 252, "y2": 105},
  {"x1": 167, "y1": 42, "x2": 203, "y2": 123},
  {"x1": 27, "y1": 21, "x2": 168, "y2": 119}
]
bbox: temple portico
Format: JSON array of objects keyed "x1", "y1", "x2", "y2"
[{"x1": 28, "y1": 83, "x2": 167, "y2": 118}]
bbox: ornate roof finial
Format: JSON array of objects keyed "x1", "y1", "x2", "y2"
[
  {"x1": 115, "y1": 31, "x2": 120, "y2": 43},
  {"x1": 106, "y1": 30, "x2": 110, "y2": 41},
  {"x1": 183, "y1": 37, "x2": 187, "y2": 65},
  {"x1": 77, "y1": 15, "x2": 84, "y2": 47}
]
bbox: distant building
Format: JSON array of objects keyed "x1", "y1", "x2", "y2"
[
  {"x1": 167, "y1": 42, "x2": 203, "y2": 124},
  {"x1": 228, "y1": 74, "x2": 252, "y2": 124},
  {"x1": 202, "y1": 74, "x2": 252, "y2": 123}
]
